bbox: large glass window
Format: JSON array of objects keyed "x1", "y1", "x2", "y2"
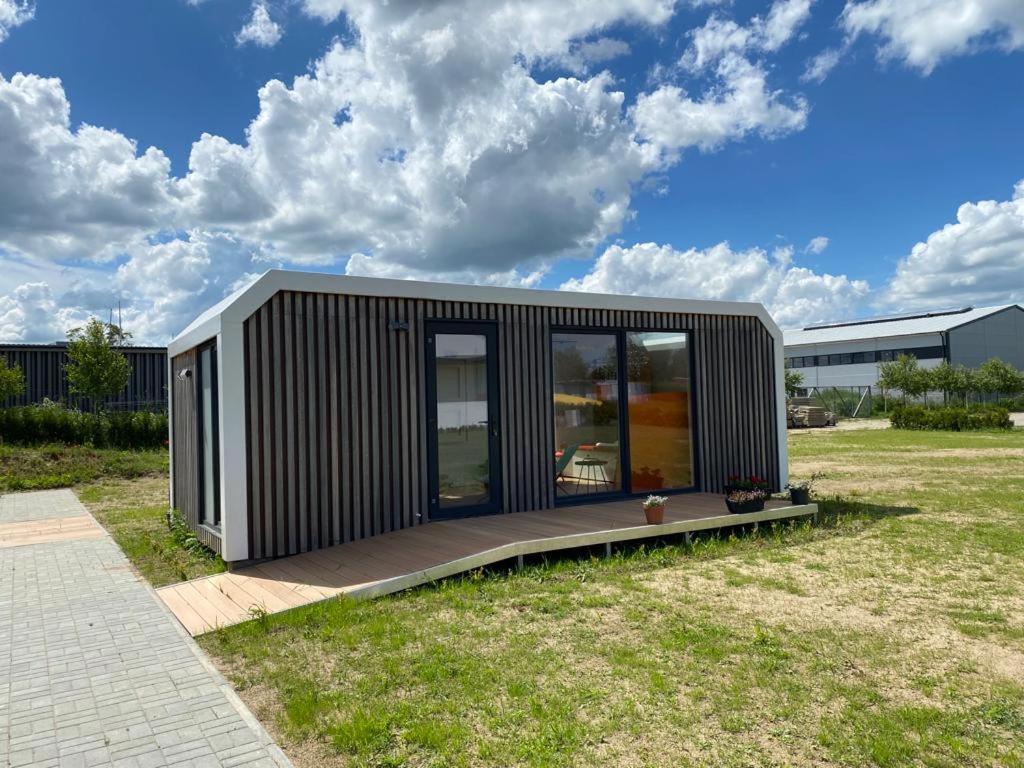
[
  {"x1": 552, "y1": 333, "x2": 622, "y2": 495},
  {"x1": 434, "y1": 333, "x2": 491, "y2": 509},
  {"x1": 198, "y1": 343, "x2": 220, "y2": 528},
  {"x1": 626, "y1": 332, "x2": 694, "y2": 492}
]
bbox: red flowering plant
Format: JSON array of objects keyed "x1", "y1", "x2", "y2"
[{"x1": 725, "y1": 474, "x2": 770, "y2": 500}]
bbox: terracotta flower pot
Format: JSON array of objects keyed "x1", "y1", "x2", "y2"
[{"x1": 644, "y1": 504, "x2": 665, "y2": 525}]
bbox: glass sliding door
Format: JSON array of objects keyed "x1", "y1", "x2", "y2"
[
  {"x1": 197, "y1": 342, "x2": 220, "y2": 528},
  {"x1": 552, "y1": 332, "x2": 622, "y2": 496},
  {"x1": 626, "y1": 332, "x2": 694, "y2": 492},
  {"x1": 426, "y1": 322, "x2": 501, "y2": 519}
]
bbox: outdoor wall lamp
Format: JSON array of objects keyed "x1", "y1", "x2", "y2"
[
  {"x1": 388, "y1": 320, "x2": 410, "y2": 331},
  {"x1": 177, "y1": 368, "x2": 192, "y2": 380}
]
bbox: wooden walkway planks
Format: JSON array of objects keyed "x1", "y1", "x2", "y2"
[
  {"x1": 0, "y1": 514, "x2": 104, "y2": 549},
  {"x1": 157, "y1": 495, "x2": 818, "y2": 636}
]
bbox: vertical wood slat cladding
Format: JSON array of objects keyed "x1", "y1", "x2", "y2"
[
  {"x1": 241, "y1": 291, "x2": 779, "y2": 561},
  {"x1": 171, "y1": 349, "x2": 221, "y2": 555},
  {"x1": 0, "y1": 345, "x2": 168, "y2": 409}
]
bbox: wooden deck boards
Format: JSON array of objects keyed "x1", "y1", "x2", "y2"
[
  {"x1": 0, "y1": 514, "x2": 104, "y2": 549},
  {"x1": 157, "y1": 495, "x2": 818, "y2": 636}
]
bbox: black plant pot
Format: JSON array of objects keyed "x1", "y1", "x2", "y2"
[
  {"x1": 725, "y1": 497, "x2": 766, "y2": 514},
  {"x1": 789, "y1": 487, "x2": 810, "y2": 505}
]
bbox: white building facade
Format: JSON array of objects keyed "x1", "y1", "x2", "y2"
[{"x1": 783, "y1": 305, "x2": 1024, "y2": 390}]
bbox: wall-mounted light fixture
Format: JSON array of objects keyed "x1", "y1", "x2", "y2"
[
  {"x1": 388, "y1": 320, "x2": 410, "y2": 332},
  {"x1": 177, "y1": 368, "x2": 192, "y2": 380}
]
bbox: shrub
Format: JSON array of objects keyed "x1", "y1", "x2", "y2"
[
  {"x1": 889, "y1": 405, "x2": 1012, "y2": 431},
  {"x1": 0, "y1": 406, "x2": 168, "y2": 449}
]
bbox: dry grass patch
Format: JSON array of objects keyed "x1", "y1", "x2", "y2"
[{"x1": 201, "y1": 428, "x2": 1024, "y2": 768}]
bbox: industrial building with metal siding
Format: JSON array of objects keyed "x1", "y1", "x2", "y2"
[{"x1": 783, "y1": 305, "x2": 1024, "y2": 389}]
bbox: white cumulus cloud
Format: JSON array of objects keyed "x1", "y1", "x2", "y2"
[
  {"x1": 0, "y1": 0, "x2": 33, "y2": 43},
  {"x1": 885, "y1": 179, "x2": 1024, "y2": 309},
  {"x1": 0, "y1": 0, "x2": 821, "y2": 342},
  {"x1": 236, "y1": 1, "x2": 283, "y2": 48},
  {"x1": 633, "y1": 54, "x2": 809, "y2": 155},
  {"x1": 804, "y1": 235, "x2": 829, "y2": 254},
  {"x1": 682, "y1": 0, "x2": 814, "y2": 72},
  {"x1": 561, "y1": 241, "x2": 870, "y2": 328},
  {"x1": 801, "y1": 47, "x2": 842, "y2": 82},
  {"x1": 842, "y1": 0, "x2": 1024, "y2": 74},
  {"x1": 0, "y1": 73, "x2": 176, "y2": 263}
]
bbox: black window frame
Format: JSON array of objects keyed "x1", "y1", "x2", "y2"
[
  {"x1": 551, "y1": 326, "x2": 699, "y2": 505},
  {"x1": 424, "y1": 319, "x2": 504, "y2": 521}
]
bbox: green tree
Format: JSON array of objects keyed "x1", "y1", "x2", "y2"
[
  {"x1": 975, "y1": 358, "x2": 1024, "y2": 398},
  {"x1": 928, "y1": 360, "x2": 972, "y2": 405},
  {"x1": 784, "y1": 368, "x2": 804, "y2": 398},
  {"x1": 0, "y1": 355, "x2": 26, "y2": 402},
  {"x1": 65, "y1": 319, "x2": 132, "y2": 411},
  {"x1": 878, "y1": 354, "x2": 929, "y2": 402}
]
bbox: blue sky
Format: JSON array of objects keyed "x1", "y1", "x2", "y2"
[{"x1": 0, "y1": 0, "x2": 1022, "y2": 342}]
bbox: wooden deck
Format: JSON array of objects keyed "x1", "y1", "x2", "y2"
[{"x1": 158, "y1": 495, "x2": 818, "y2": 636}]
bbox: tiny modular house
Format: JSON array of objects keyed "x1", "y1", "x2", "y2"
[{"x1": 168, "y1": 271, "x2": 788, "y2": 564}]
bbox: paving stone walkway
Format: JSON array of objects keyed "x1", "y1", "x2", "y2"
[{"x1": 0, "y1": 489, "x2": 292, "y2": 768}]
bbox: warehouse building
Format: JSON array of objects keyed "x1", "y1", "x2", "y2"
[{"x1": 783, "y1": 304, "x2": 1024, "y2": 389}]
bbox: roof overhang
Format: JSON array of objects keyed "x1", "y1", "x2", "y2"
[{"x1": 168, "y1": 269, "x2": 783, "y2": 356}]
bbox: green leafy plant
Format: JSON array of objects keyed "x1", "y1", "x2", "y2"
[
  {"x1": 878, "y1": 354, "x2": 930, "y2": 402},
  {"x1": 0, "y1": 406, "x2": 167, "y2": 449},
  {"x1": 168, "y1": 508, "x2": 219, "y2": 559},
  {"x1": 785, "y1": 368, "x2": 804, "y2": 398},
  {"x1": 786, "y1": 471, "x2": 824, "y2": 492},
  {"x1": 65, "y1": 318, "x2": 132, "y2": 411},
  {"x1": 975, "y1": 358, "x2": 1024, "y2": 399},
  {"x1": 928, "y1": 360, "x2": 974, "y2": 406},
  {"x1": 0, "y1": 355, "x2": 26, "y2": 403},
  {"x1": 889, "y1": 405, "x2": 1012, "y2": 431}
]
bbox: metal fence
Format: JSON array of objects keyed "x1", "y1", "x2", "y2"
[
  {"x1": 795, "y1": 386, "x2": 875, "y2": 418},
  {"x1": 0, "y1": 344, "x2": 167, "y2": 412}
]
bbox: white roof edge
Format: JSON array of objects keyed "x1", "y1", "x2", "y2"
[
  {"x1": 169, "y1": 269, "x2": 782, "y2": 356},
  {"x1": 782, "y1": 304, "x2": 1023, "y2": 347}
]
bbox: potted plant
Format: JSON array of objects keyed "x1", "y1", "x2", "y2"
[
  {"x1": 785, "y1": 472, "x2": 821, "y2": 505},
  {"x1": 725, "y1": 474, "x2": 771, "y2": 496},
  {"x1": 725, "y1": 489, "x2": 767, "y2": 514},
  {"x1": 643, "y1": 494, "x2": 668, "y2": 524}
]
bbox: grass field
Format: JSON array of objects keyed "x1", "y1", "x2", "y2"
[
  {"x1": 198, "y1": 427, "x2": 1024, "y2": 768},
  {"x1": 0, "y1": 442, "x2": 167, "y2": 492}
]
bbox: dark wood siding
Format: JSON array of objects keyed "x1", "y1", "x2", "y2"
[
  {"x1": 240, "y1": 291, "x2": 780, "y2": 561},
  {"x1": 0, "y1": 345, "x2": 167, "y2": 410},
  {"x1": 171, "y1": 348, "x2": 221, "y2": 555}
]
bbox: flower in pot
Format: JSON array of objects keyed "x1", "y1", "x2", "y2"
[
  {"x1": 643, "y1": 494, "x2": 668, "y2": 524},
  {"x1": 725, "y1": 489, "x2": 767, "y2": 514},
  {"x1": 725, "y1": 474, "x2": 771, "y2": 495},
  {"x1": 785, "y1": 472, "x2": 821, "y2": 505}
]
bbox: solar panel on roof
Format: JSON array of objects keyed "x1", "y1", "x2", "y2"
[{"x1": 802, "y1": 306, "x2": 973, "y2": 331}]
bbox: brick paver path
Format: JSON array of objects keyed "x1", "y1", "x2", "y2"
[{"x1": 0, "y1": 490, "x2": 292, "y2": 768}]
